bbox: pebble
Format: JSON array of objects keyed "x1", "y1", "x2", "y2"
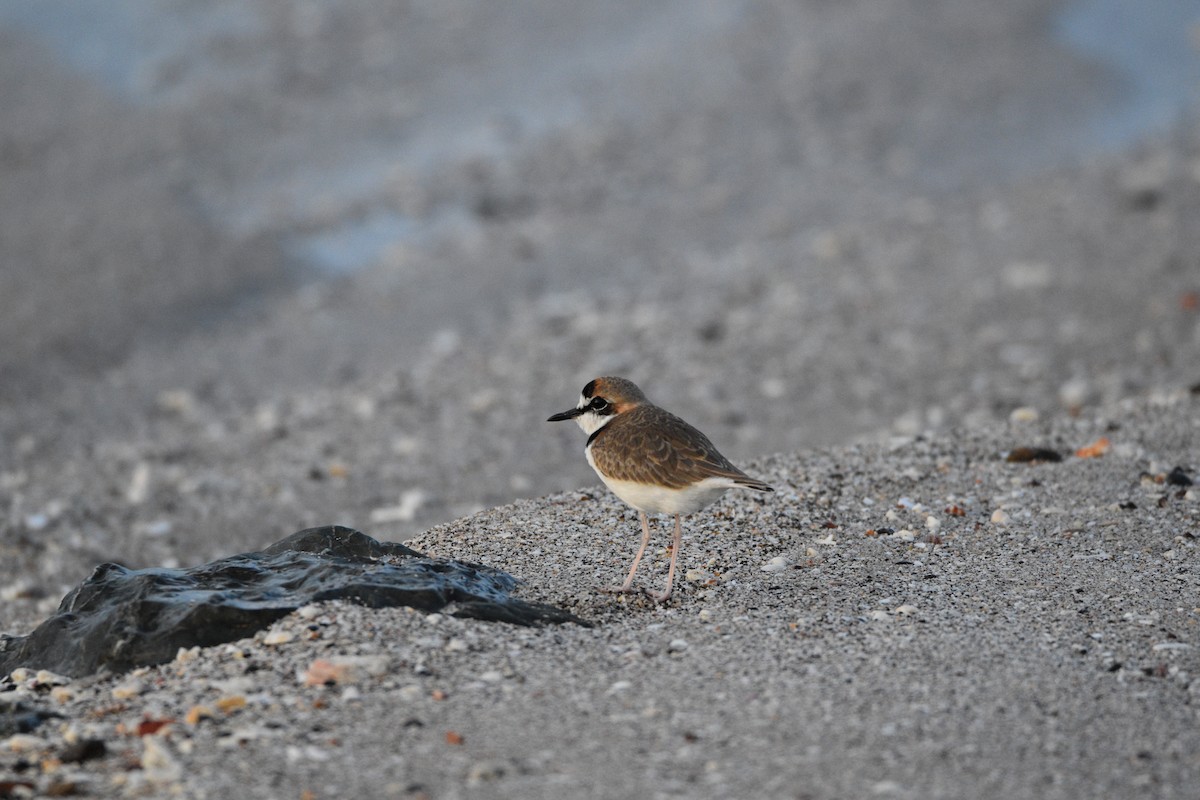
[
  {"x1": 867, "y1": 610, "x2": 892, "y2": 622},
  {"x1": 894, "y1": 605, "x2": 919, "y2": 616},
  {"x1": 296, "y1": 605, "x2": 323, "y2": 620},
  {"x1": 925, "y1": 516, "x2": 941, "y2": 531},
  {"x1": 302, "y1": 655, "x2": 391, "y2": 686},
  {"x1": 263, "y1": 630, "x2": 295, "y2": 645},
  {"x1": 668, "y1": 639, "x2": 689, "y2": 653},
  {"x1": 467, "y1": 760, "x2": 508, "y2": 784},
  {"x1": 991, "y1": 509, "x2": 1011, "y2": 525},
  {"x1": 4, "y1": 734, "x2": 45, "y2": 753},
  {"x1": 891, "y1": 529, "x2": 916, "y2": 541},
  {"x1": 761, "y1": 556, "x2": 790, "y2": 573},
  {"x1": 814, "y1": 534, "x2": 836, "y2": 546},
  {"x1": 142, "y1": 738, "x2": 183, "y2": 783},
  {"x1": 112, "y1": 681, "x2": 144, "y2": 700},
  {"x1": 1009, "y1": 406, "x2": 1040, "y2": 423}
]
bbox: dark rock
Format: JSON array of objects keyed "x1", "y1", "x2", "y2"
[
  {"x1": 60, "y1": 738, "x2": 107, "y2": 764},
  {"x1": 1166, "y1": 466, "x2": 1193, "y2": 486},
  {"x1": 0, "y1": 526, "x2": 586, "y2": 679},
  {"x1": 1005, "y1": 446, "x2": 1063, "y2": 463}
]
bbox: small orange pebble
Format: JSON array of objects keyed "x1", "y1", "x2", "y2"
[
  {"x1": 326, "y1": 463, "x2": 349, "y2": 478},
  {"x1": 304, "y1": 658, "x2": 348, "y2": 687},
  {"x1": 184, "y1": 706, "x2": 213, "y2": 726},
  {"x1": 1075, "y1": 436, "x2": 1110, "y2": 459},
  {"x1": 445, "y1": 731, "x2": 464, "y2": 746},
  {"x1": 1181, "y1": 290, "x2": 1199, "y2": 311},
  {"x1": 431, "y1": 689, "x2": 448, "y2": 701},
  {"x1": 216, "y1": 695, "x2": 247, "y2": 714},
  {"x1": 863, "y1": 529, "x2": 879, "y2": 537},
  {"x1": 135, "y1": 717, "x2": 173, "y2": 737},
  {"x1": 945, "y1": 505, "x2": 966, "y2": 517}
]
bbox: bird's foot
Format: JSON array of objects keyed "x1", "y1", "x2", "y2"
[
  {"x1": 598, "y1": 585, "x2": 673, "y2": 604},
  {"x1": 598, "y1": 584, "x2": 641, "y2": 595}
]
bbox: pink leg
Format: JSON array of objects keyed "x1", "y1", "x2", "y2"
[
  {"x1": 647, "y1": 514, "x2": 683, "y2": 603},
  {"x1": 601, "y1": 511, "x2": 652, "y2": 594}
]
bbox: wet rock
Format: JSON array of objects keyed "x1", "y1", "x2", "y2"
[{"x1": 0, "y1": 526, "x2": 586, "y2": 679}]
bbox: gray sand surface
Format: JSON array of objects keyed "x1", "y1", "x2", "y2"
[{"x1": 2, "y1": 0, "x2": 1199, "y2": 797}]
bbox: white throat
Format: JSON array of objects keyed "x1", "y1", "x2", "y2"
[
  {"x1": 574, "y1": 393, "x2": 615, "y2": 436},
  {"x1": 576, "y1": 410, "x2": 614, "y2": 436}
]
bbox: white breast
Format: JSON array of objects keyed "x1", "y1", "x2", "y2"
[{"x1": 586, "y1": 446, "x2": 735, "y2": 515}]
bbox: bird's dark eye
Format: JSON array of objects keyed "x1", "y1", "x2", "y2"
[{"x1": 590, "y1": 397, "x2": 610, "y2": 411}]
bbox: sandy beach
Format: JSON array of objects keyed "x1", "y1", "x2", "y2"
[{"x1": 1, "y1": 0, "x2": 1198, "y2": 796}]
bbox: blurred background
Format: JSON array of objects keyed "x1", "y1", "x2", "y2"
[{"x1": 1, "y1": 0, "x2": 1199, "y2": 624}]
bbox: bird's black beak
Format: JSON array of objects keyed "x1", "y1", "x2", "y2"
[{"x1": 547, "y1": 407, "x2": 583, "y2": 422}]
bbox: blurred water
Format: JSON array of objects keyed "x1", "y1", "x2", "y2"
[
  {"x1": 1056, "y1": 0, "x2": 1200, "y2": 149},
  {"x1": 0, "y1": 0, "x2": 1196, "y2": 277}
]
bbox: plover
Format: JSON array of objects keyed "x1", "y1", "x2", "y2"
[{"x1": 548, "y1": 377, "x2": 773, "y2": 602}]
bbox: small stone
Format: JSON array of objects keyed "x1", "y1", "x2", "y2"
[
  {"x1": 185, "y1": 706, "x2": 214, "y2": 726},
  {"x1": 894, "y1": 605, "x2": 919, "y2": 616},
  {"x1": 60, "y1": 738, "x2": 106, "y2": 764},
  {"x1": 478, "y1": 670, "x2": 503, "y2": 683},
  {"x1": 761, "y1": 556, "x2": 790, "y2": 573},
  {"x1": 296, "y1": 605, "x2": 322, "y2": 620},
  {"x1": 1166, "y1": 467, "x2": 1193, "y2": 487},
  {"x1": 175, "y1": 646, "x2": 201, "y2": 664},
  {"x1": 814, "y1": 533, "x2": 836, "y2": 546},
  {"x1": 156, "y1": 388, "x2": 196, "y2": 416},
  {"x1": 215, "y1": 696, "x2": 247, "y2": 714},
  {"x1": 1009, "y1": 406, "x2": 1040, "y2": 423},
  {"x1": 891, "y1": 529, "x2": 916, "y2": 541},
  {"x1": 141, "y1": 737, "x2": 182, "y2": 783},
  {"x1": 4, "y1": 734, "x2": 45, "y2": 753},
  {"x1": 33, "y1": 670, "x2": 69, "y2": 687},
  {"x1": 991, "y1": 509, "x2": 1011, "y2": 525},
  {"x1": 867, "y1": 610, "x2": 891, "y2": 622},
  {"x1": 467, "y1": 760, "x2": 507, "y2": 784},
  {"x1": 303, "y1": 656, "x2": 390, "y2": 686},
  {"x1": 925, "y1": 516, "x2": 941, "y2": 531},
  {"x1": 127, "y1": 462, "x2": 151, "y2": 505},
  {"x1": 263, "y1": 630, "x2": 295, "y2": 646},
  {"x1": 1006, "y1": 446, "x2": 1062, "y2": 463},
  {"x1": 111, "y1": 682, "x2": 143, "y2": 701},
  {"x1": 667, "y1": 639, "x2": 689, "y2": 653}
]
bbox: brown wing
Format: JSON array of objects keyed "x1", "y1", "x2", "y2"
[{"x1": 589, "y1": 404, "x2": 760, "y2": 489}]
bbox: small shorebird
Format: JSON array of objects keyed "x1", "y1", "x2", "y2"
[{"x1": 548, "y1": 377, "x2": 773, "y2": 602}]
